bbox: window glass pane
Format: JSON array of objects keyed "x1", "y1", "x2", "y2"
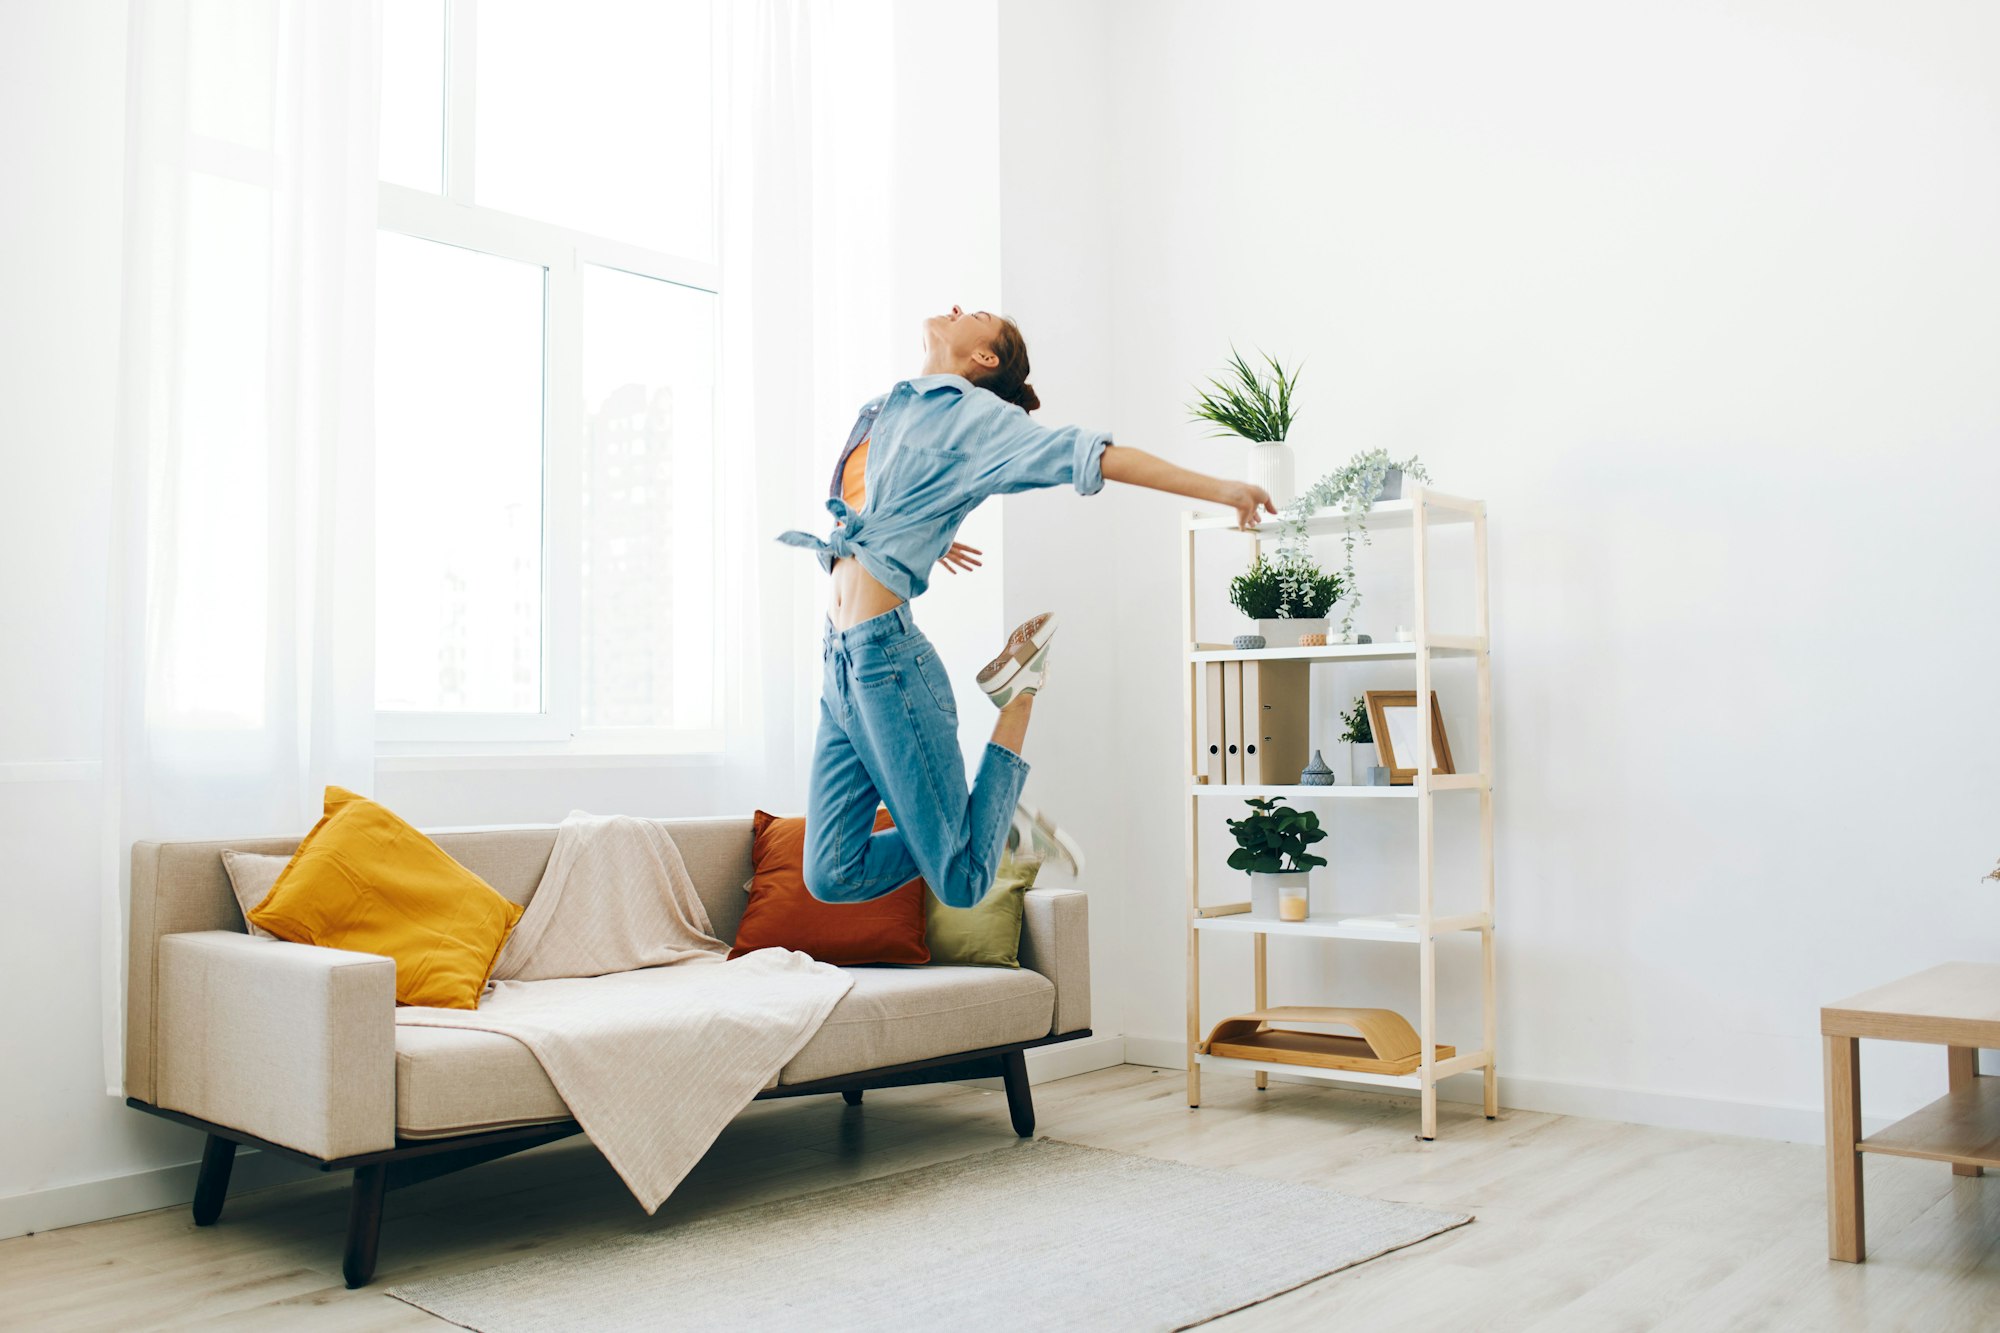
[
  {"x1": 379, "y1": 0, "x2": 446, "y2": 191},
  {"x1": 580, "y1": 265, "x2": 716, "y2": 729},
  {"x1": 374, "y1": 231, "x2": 547, "y2": 714},
  {"x1": 186, "y1": 0, "x2": 273, "y2": 149},
  {"x1": 157, "y1": 172, "x2": 270, "y2": 727},
  {"x1": 475, "y1": 0, "x2": 712, "y2": 257}
]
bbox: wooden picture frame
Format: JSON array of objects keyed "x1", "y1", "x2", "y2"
[{"x1": 1364, "y1": 690, "x2": 1454, "y2": 785}]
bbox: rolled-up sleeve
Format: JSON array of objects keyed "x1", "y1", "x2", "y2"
[{"x1": 982, "y1": 406, "x2": 1113, "y2": 498}]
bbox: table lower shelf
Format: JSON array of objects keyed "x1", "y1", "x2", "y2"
[
  {"x1": 1195, "y1": 1048, "x2": 1490, "y2": 1090},
  {"x1": 1859, "y1": 1075, "x2": 2000, "y2": 1169}
]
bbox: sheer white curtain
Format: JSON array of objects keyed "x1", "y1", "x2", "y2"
[
  {"x1": 100, "y1": 0, "x2": 381, "y2": 1093},
  {"x1": 713, "y1": 0, "x2": 902, "y2": 808}
]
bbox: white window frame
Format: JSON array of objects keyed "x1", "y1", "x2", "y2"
[{"x1": 373, "y1": 0, "x2": 723, "y2": 758}]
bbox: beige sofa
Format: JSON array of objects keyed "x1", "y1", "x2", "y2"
[{"x1": 124, "y1": 816, "x2": 1091, "y2": 1287}]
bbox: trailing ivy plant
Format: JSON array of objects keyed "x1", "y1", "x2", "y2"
[
  {"x1": 1187, "y1": 346, "x2": 1301, "y2": 443},
  {"x1": 1227, "y1": 550, "x2": 1344, "y2": 621},
  {"x1": 1338, "y1": 696, "x2": 1372, "y2": 745},
  {"x1": 1225, "y1": 796, "x2": 1329, "y2": 875},
  {"x1": 1279, "y1": 449, "x2": 1432, "y2": 641}
]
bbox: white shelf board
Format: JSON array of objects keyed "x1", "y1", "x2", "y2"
[
  {"x1": 1186, "y1": 496, "x2": 1477, "y2": 537},
  {"x1": 1187, "y1": 641, "x2": 1479, "y2": 663},
  {"x1": 1195, "y1": 1051, "x2": 1422, "y2": 1090},
  {"x1": 1192, "y1": 782, "x2": 1486, "y2": 799},
  {"x1": 1192, "y1": 912, "x2": 1488, "y2": 942},
  {"x1": 1194, "y1": 782, "x2": 1411, "y2": 799},
  {"x1": 1195, "y1": 1050, "x2": 1489, "y2": 1091}
]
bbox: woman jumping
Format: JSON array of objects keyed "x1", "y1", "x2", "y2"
[{"x1": 778, "y1": 304, "x2": 1275, "y2": 908}]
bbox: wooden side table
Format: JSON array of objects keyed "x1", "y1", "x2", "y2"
[{"x1": 1821, "y1": 961, "x2": 2000, "y2": 1262}]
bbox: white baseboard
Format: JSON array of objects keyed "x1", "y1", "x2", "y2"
[
  {"x1": 0, "y1": 1147, "x2": 316, "y2": 1242},
  {"x1": 1118, "y1": 1036, "x2": 1895, "y2": 1145}
]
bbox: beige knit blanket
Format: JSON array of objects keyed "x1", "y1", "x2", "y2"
[{"x1": 397, "y1": 811, "x2": 852, "y2": 1212}]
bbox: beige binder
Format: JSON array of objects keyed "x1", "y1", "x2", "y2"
[
  {"x1": 1221, "y1": 661, "x2": 1244, "y2": 785},
  {"x1": 1241, "y1": 659, "x2": 1310, "y2": 785},
  {"x1": 1202, "y1": 662, "x2": 1226, "y2": 785}
]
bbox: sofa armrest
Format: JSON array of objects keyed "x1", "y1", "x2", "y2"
[
  {"x1": 1019, "y1": 888, "x2": 1089, "y2": 1035},
  {"x1": 155, "y1": 931, "x2": 396, "y2": 1160}
]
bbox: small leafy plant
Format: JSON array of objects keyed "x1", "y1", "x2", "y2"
[
  {"x1": 1225, "y1": 797, "x2": 1329, "y2": 875},
  {"x1": 1339, "y1": 696, "x2": 1372, "y2": 745},
  {"x1": 1188, "y1": 346, "x2": 1300, "y2": 443},
  {"x1": 1280, "y1": 449, "x2": 1432, "y2": 641},
  {"x1": 1227, "y1": 550, "x2": 1344, "y2": 621}
]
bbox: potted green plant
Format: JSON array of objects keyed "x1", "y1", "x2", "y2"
[
  {"x1": 1227, "y1": 550, "x2": 1344, "y2": 645},
  {"x1": 1226, "y1": 796, "x2": 1328, "y2": 921},
  {"x1": 1280, "y1": 449, "x2": 1432, "y2": 643},
  {"x1": 1188, "y1": 346, "x2": 1302, "y2": 507},
  {"x1": 1339, "y1": 696, "x2": 1384, "y2": 785}
]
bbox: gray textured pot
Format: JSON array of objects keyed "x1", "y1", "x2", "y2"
[{"x1": 1377, "y1": 467, "x2": 1404, "y2": 501}]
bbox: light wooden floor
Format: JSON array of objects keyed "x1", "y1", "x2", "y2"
[{"x1": 6, "y1": 1065, "x2": 1997, "y2": 1331}]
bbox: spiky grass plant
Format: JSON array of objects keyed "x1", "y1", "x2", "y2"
[{"x1": 1188, "y1": 346, "x2": 1301, "y2": 443}]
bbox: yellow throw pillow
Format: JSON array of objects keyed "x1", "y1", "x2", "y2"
[{"x1": 248, "y1": 785, "x2": 523, "y2": 1010}]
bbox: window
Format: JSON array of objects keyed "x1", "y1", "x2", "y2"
[{"x1": 374, "y1": 0, "x2": 719, "y2": 751}]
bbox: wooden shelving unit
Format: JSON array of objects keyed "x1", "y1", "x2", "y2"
[{"x1": 1179, "y1": 487, "x2": 1497, "y2": 1139}]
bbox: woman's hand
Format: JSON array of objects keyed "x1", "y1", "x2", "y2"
[
  {"x1": 1221, "y1": 481, "x2": 1278, "y2": 532},
  {"x1": 937, "y1": 542, "x2": 984, "y2": 575}
]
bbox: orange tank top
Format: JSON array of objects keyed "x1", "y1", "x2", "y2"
[{"x1": 836, "y1": 437, "x2": 869, "y2": 517}]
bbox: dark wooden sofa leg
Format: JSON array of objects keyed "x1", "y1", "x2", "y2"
[
  {"x1": 343, "y1": 1164, "x2": 388, "y2": 1289},
  {"x1": 191, "y1": 1135, "x2": 237, "y2": 1226},
  {"x1": 1001, "y1": 1050, "x2": 1034, "y2": 1138},
  {"x1": 842, "y1": 1089, "x2": 863, "y2": 1106}
]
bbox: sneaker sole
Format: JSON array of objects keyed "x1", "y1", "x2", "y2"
[{"x1": 978, "y1": 614, "x2": 1059, "y2": 698}]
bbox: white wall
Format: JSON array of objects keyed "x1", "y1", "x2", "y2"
[{"x1": 996, "y1": 0, "x2": 2000, "y2": 1137}]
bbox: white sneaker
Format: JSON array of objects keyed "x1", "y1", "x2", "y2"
[
  {"x1": 978, "y1": 612, "x2": 1058, "y2": 709},
  {"x1": 1007, "y1": 802, "x2": 1085, "y2": 878}
]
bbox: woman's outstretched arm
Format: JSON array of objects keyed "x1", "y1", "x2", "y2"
[{"x1": 1100, "y1": 444, "x2": 1277, "y2": 530}]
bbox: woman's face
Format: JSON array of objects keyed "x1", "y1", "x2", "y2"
[{"x1": 923, "y1": 304, "x2": 1000, "y2": 375}]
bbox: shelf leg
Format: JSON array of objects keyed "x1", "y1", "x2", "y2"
[
  {"x1": 1949, "y1": 1047, "x2": 1984, "y2": 1177},
  {"x1": 1253, "y1": 933, "x2": 1268, "y2": 1091},
  {"x1": 1186, "y1": 918, "x2": 1201, "y2": 1108},
  {"x1": 1482, "y1": 923, "x2": 1498, "y2": 1120},
  {"x1": 1825, "y1": 1034, "x2": 1864, "y2": 1262}
]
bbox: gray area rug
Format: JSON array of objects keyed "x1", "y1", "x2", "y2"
[{"x1": 389, "y1": 1138, "x2": 1472, "y2": 1331}]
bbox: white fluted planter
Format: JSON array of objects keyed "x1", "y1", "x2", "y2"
[{"x1": 1245, "y1": 441, "x2": 1295, "y2": 508}]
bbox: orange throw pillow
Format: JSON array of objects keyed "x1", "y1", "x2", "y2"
[
  {"x1": 248, "y1": 784, "x2": 524, "y2": 1009},
  {"x1": 731, "y1": 808, "x2": 930, "y2": 965}
]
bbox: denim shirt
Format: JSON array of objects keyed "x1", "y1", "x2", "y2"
[{"x1": 777, "y1": 372, "x2": 1112, "y2": 602}]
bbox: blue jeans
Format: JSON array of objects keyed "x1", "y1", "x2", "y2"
[{"x1": 804, "y1": 603, "x2": 1030, "y2": 909}]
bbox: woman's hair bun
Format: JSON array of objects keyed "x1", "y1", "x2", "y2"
[{"x1": 1017, "y1": 381, "x2": 1041, "y2": 412}]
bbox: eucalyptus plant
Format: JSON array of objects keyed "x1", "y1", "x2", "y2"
[
  {"x1": 1338, "y1": 696, "x2": 1372, "y2": 745},
  {"x1": 1188, "y1": 346, "x2": 1301, "y2": 443},
  {"x1": 1278, "y1": 449, "x2": 1432, "y2": 641},
  {"x1": 1225, "y1": 797, "x2": 1329, "y2": 875},
  {"x1": 1228, "y1": 550, "x2": 1343, "y2": 621}
]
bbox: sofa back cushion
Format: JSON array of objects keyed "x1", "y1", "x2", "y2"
[
  {"x1": 728, "y1": 809, "x2": 930, "y2": 966},
  {"x1": 124, "y1": 814, "x2": 757, "y2": 1101}
]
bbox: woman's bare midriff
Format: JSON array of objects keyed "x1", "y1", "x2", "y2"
[{"x1": 828, "y1": 555, "x2": 906, "y2": 631}]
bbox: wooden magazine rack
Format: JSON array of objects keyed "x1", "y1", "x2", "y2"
[{"x1": 1198, "y1": 1007, "x2": 1455, "y2": 1077}]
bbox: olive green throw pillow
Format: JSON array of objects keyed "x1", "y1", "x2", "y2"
[{"x1": 925, "y1": 854, "x2": 1039, "y2": 967}]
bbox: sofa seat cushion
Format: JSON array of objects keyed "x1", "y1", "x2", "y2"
[
  {"x1": 392, "y1": 965, "x2": 1056, "y2": 1138},
  {"x1": 394, "y1": 1025, "x2": 567, "y2": 1140},
  {"x1": 780, "y1": 965, "x2": 1054, "y2": 1086}
]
